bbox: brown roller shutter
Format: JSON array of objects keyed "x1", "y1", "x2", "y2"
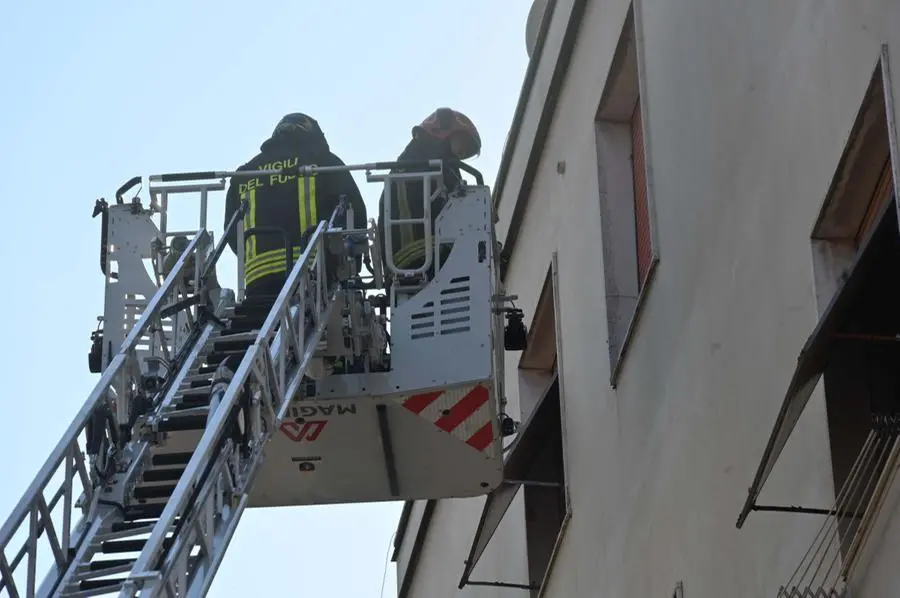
[{"x1": 631, "y1": 97, "x2": 652, "y2": 289}]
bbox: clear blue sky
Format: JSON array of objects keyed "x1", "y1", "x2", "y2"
[{"x1": 0, "y1": 1, "x2": 531, "y2": 595}]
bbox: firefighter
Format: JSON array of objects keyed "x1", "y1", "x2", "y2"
[
  {"x1": 224, "y1": 112, "x2": 367, "y2": 299},
  {"x1": 377, "y1": 108, "x2": 482, "y2": 278}
]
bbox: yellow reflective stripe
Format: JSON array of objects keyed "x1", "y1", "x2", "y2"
[
  {"x1": 246, "y1": 250, "x2": 289, "y2": 276},
  {"x1": 243, "y1": 188, "x2": 258, "y2": 261},
  {"x1": 395, "y1": 239, "x2": 427, "y2": 267},
  {"x1": 395, "y1": 239, "x2": 453, "y2": 269},
  {"x1": 241, "y1": 173, "x2": 320, "y2": 287},
  {"x1": 246, "y1": 245, "x2": 304, "y2": 266},
  {"x1": 298, "y1": 177, "x2": 307, "y2": 232},
  {"x1": 298, "y1": 175, "x2": 318, "y2": 233},
  {"x1": 397, "y1": 182, "x2": 413, "y2": 247},
  {"x1": 246, "y1": 268, "x2": 279, "y2": 287},
  {"x1": 246, "y1": 261, "x2": 290, "y2": 286},
  {"x1": 309, "y1": 176, "x2": 317, "y2": 225},
  {"x1": 245, "y1": 246, "x2": 312, "y2": 284},
  {"x1": 246, "y1": 253, "x2": 291, "y2": 285},
  {"x1": 246, "y1": 247, "x2": 305, "y2": 272},
  {"x1": 247, "y1": 251, "x2": 310, "y2": 286}
]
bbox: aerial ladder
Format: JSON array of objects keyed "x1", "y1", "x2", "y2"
[{"x1": 0, "y1": 159, "x2": 527, "y2": 597}]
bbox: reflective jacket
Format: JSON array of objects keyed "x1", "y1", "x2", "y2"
[
  {"x1": 377, "y1": 138, "x2": 461, "y2": 274},
  {"x1": 224, "y1": 133, "x2": 366, "y2": 292}
]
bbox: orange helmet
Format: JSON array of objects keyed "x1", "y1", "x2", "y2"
[{"x1": 413, "y1": 108, "x2": 482, "y2": 160}]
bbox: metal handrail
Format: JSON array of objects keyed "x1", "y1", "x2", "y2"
[
  {"x1": 0, "y1": 231, "x2": 207, "y2": 596},
  {"x1": 122, "y1": 217, "x2": 335, "y2": 596},
  {"x1": 375, "y1": 170, "x2": 441, "y2": 278}
]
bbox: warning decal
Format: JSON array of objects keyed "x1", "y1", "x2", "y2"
[{"x1": 400, "y1": 384, "x2": 495, "y2": 455}]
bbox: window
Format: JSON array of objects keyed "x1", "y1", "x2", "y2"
[
  {"x1": 819, "y1": 165, "x2": 894, "y2": 530},
  {"x1": 458, "y1": 256, "x2": 571, "y2": 596},
  {"x1": 736, "y1": 46, "x2": 900, "y2": 596},
  {"x1": 595, "y1": 2, "x2": 658, "y2": 385}
]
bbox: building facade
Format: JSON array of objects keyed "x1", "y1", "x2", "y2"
[{"x1": 393, "y1": 0, "x2": 900, "y2": 595}]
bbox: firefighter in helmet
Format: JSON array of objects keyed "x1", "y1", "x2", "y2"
[
  {"x1": 377, "y1": 108, "x2": 482, "y2": 278},
  {"x1": 224, "y1": 113, "x2": 367, "y2": 300}
]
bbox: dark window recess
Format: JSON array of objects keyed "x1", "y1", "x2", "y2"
[
  {"x1": 523, "y1": 383, "x2": 566, "y2": 594},
  {"x1": 824, "y1": 196, "x2": 900, "y2": 547}
]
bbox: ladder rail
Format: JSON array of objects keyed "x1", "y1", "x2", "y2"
[
  {"x1": 121, "y1": 219, "x2": 335, "y2": 597},
  {"x1": 46, "y1": 320, "x2": 226, "y2": 598},
  {"x1": 374, "y1": 170, "x2": 441, "y2": 279},
  {"x1": 0, "y1": 231, "x2": 208, "y2": 598},
  {"x1": 167, "y1": 299, "x2": 336, "y2": 598}
]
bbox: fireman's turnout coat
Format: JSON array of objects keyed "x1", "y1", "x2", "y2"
[{"x1": 224, "y1": 121, "x2": 366, "y2": 295}]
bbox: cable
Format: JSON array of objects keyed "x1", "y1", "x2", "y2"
[{"x1": 379, "y1": 530, "x2": 397, "y2": 598}]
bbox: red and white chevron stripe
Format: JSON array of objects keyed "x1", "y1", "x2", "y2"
[{"x1": 400, "y1": 383, "x2": 496, "y2": 456}]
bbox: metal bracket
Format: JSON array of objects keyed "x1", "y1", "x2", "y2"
[
  {"x1": 752, "y1": 504, "x2": 864, "y2": 519},
  {"x1": 463, "y1": 580, "x2": 540, "y2": 591}
]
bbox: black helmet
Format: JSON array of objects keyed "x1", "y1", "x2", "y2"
[
  {"x1": 262, "y1": 112, "x2": 329, "y2": 153},
  {"x1": 272, "y1": 112, "x2": 324, "y2": 138}
]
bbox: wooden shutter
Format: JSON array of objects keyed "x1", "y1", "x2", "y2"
[{"x1": 631, "y1": 97, "x2": 652, "y2": 289}]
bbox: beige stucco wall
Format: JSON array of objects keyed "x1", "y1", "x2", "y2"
[{"x1": 396, "y1": 0, "x2": 900, "y2": 596}]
